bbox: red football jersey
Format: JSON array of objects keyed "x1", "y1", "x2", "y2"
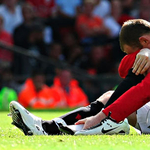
[{"x1": 118, "y1": 50, "x2": 140, "y2": 78}]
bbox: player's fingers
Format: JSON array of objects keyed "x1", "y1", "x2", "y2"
[
  {"x1": 132, "y1": 55, "x2": 139, "y2": 69},
  {"x1": 132, "y1": 57, "x2": 143, "y2": 74},
  {"x1": 75, "y1": 119, "x2": 86, "y2": 125},
  {"x1": 134, "y1": 58, "x2": 148, "y2": 75},
  {"x1": 140, "y1": 61, "x2": 150, "y2": 74},
  {"x1": 83, "y1": 121, "x2": 95, "y2": 130},
  {"x1": 137, "y1": 56, "x2": 149, "y2": 74},
  {"x1": 83, "y1": 123, "x2": 89, "y2": 130}
]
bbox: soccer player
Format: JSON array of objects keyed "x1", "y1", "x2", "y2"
[
  {"x1": 9, "y1": 19, "x2": 150, "y2": 135},
  {"x1": 75, "y1": 19, "x2": 150, "y2": 135}
]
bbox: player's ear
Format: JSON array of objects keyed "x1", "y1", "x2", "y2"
[{"x1": 139, "y1": 35, "x2": 150, "y2": 47}]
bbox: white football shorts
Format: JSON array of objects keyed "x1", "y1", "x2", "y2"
[{"x1": 136, "y1": 102, "x2": 150, "y2": 134}]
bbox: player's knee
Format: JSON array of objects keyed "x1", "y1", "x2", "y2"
[
  {"x1": 96, "y1": 90, "x2": 114, "y2": 105},
  {"x1": 105, "y1": 90, "x2": 114, "y2": 97}
]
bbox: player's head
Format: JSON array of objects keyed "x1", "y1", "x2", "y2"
[{"x1": 119, "y1": 19, "x2": 150, "y2": 54}]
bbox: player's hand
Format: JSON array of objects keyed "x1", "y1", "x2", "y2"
[
  {"x1": 132, "y1": 48, "x2": 150, "y2": 75},
  {"x1": 75, "y1": 116, "x2": 100, "y2": 130}
]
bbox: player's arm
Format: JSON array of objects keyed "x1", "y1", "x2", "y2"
[
  {"x1": 104, "y1": 69, "x2": 144, "y2": 108},
  {"x1": 132, "y1": 48, "x2": 150, "y2": 75},
  {"x1": 102, "y1": 72, "x2": 150, "y2": 123},
  {"x1": 75, "y1": 69, "x2": 144, "y2": 128}
]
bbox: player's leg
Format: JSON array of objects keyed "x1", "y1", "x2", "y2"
[
  {"x1": 9, "y1": 91, "x2": 113, "y2": 135},
  {"x1": 127, "y1": 112, "x2": 137, "y2": 127},
  {"x1": 42, "y1": 91, "x2": 113, "y2": 134},
  {"x1": 9, "y1": 100, "x2": 103, "y2": 135},
  {"x1": 60, "y1": 91, "x2": 114, "y2": 124}
]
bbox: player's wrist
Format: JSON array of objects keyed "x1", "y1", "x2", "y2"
[{"x1": 139, "y1": 48, "x2": 150, "y2": 58}]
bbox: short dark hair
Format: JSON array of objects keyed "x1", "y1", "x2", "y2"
[{"x1": 119, "y1": 19, "x2": 150, "y2": 51}]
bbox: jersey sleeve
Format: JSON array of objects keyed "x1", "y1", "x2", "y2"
[
  {"x1": 118, "y1": 50, "x2": 140, "y2": 78},
  {"x1": 102, "y1": 72, "x2": 150, "y2": 122}
]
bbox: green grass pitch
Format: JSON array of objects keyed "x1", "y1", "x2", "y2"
[{"x1": 1, "y1": 110, "x2": 150, "y2": 150}]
